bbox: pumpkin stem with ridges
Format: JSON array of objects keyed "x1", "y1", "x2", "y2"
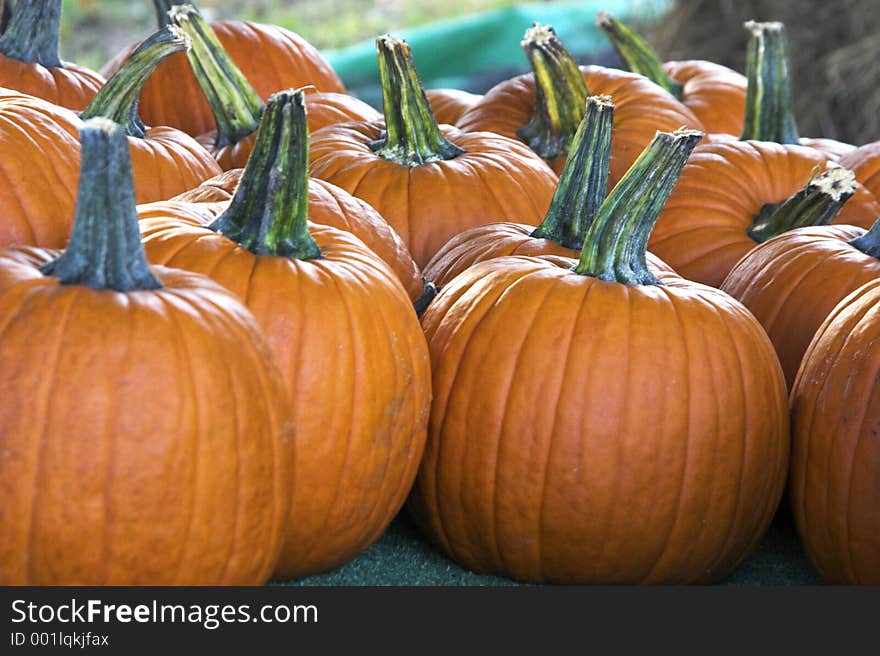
[
  {"x1": 81, "y1": 27, "x2": 190, "y2": 139},
  {"x1": 531, "y1": 95, "x2": 614, "y2": 249},
  {"x1": 740, "y1": 21, "x2": 799, "y2": 144},
  {"x1": 595, "y1": 12, "x2": 682, "y2": 99},
  {"x1": 370, "y1": 35, "x2": 465, "y2": 166},
  {"x1": 168, "y1": 3, "x2": 264, "y2": 147},
  {"x1": 41, "y1": 118, "x2": 162, "y2": 291},
  {"x1": 748, "y1": 167, "x2": 856, "y2": 243},
  {"x1": 849, "y1": 218, "x2": 880, "y2": 259},
  {"x1": 0, "y1": 0, "x2": 13, "y2": 35},
  {"x1": 0, "y1": 0, "x2": 62, "y2": 67},
  {"x1": 209, "y1": 89, "x2": 321, "y2": 260},
  {"x1": 574, "y1": 128, "x2": 703, "y2": 284},
  {"x1": 516, "y1": 23, "x2": 589, "y2": 160},
  {"x1": 153, "y1": 0, "x2": 174, "y2": 28}
]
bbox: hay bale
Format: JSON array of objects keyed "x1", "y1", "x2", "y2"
[{"x1": 648, "y1": 0, "x2": 880, "y2": 145}]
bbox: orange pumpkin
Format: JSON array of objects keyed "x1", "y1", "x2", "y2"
[
  {"x1": 839, "y1": 141, "x2": 880, "y2": 199},
  {"x1": 151, "y1": 102, "x2": 423, "y2": 303},
  {"x1": 596, "y1": 12, "x2": 747, "y2": 136},
  {"x1": 455, "y1": 23, "x2": 703, "y2": 183},
  {"x1": 721, "y1": 219, "x2": 880, "y2": 388},
  {"x1": 304, "y1": 91, "x2": 381, "y2": 133},
  {"x1": 139, "y1": 91, "x2": 431, "y2": 580},
  {"x1": 649, "y1": 143, "x2": 879, "y2": 288},
  {"x1": 410, "y1": 127, "x2": 790, "y2": 584},
  {"x1": 101, "y1": 0, "x2": 344, "y2": 138},
  {"x1": 0, "y1": 117, "x2": 293, "y2": 584},
  {"x1": 790, "y1": 277, "x2": 880, "y2": 584},
  {"x1": 425, "y1": 95, "x2": 673, "y2": 287},
  {"x1": 0, "y1": 0, "x2": 104, "y2": 111},
  {"x1": 0, "y1": 30, "x2": 222, "y2": 248},
  {"x1": 425, "y1": 88, "x2": 482, "y2": 125},
  {"x1": 309, "y1": 35, "x2": 558, "y2": 270}
]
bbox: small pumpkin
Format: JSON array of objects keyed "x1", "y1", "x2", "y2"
[
  {"x1": 455, "y1": 23, "x2": 703, "y2": 183},
  {"x1": 649, "y1": 23, "x2": 879, "y2": 288},
  {"x1": 596, "y1": 11, "x2": 747, "y2": 136},
  {"x1": 425, "y1": 88, "x2": 482, "y2": 126},
  {"x1": 0, "y1": 0, "x2": 104, "y2": 111},
  {"x1": 424, "y1": 95, "x2": 672, "y2": 288},
  {"x1": 139, "y1": 90, "x2": 432, "y2": 580},
  {"x1": 309, "y1": 35, "x2": 558, "y2": 269},
  {"x1": 839, "y1": 141, "x2": 880, "y2": 200},
  {"x1": 790, "y1": 277, "x2": 880, "y2": 584},
  {"x1": 0, "y1": 117, "x2": 293, "y2": 584},
  {"x1": 102, "y1": 0, "x2": 345, "y2": 138},
  {"x1": 410, "y1": 127, "x2": 790, "y2": 584},
  {"x1": 721, "y1": 215, "x2": 880, "y2": 388}
]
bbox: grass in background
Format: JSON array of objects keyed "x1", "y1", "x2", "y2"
[{"x1": 57, "y1": 0, "x2": 528, "y2": 70}]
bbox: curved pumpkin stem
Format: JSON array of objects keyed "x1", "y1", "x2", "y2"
[
  {"x1": 574, "y1": 128, "x2": 702, "y2": 284},
  {"x1": 517, "y1": 23, "x2": 589, "y2": 161},
  {"x1": 0, "y1": 0, "x2": 62, "y2": 67},
  {"x1": 153, "y1": 0, "x2": 174, "y2": 28},
  {"x1": 41, "y1": 118, "x2": 162, "y2": 291},
  {"x1": 371, "y1": 35, "x2": 465, "y2": 166},
  {"x1": 209, "y1": 89, "x2": 322, "y2": 260},
  {"x1": 740, "y1": 21, "x2": 799, "y2": 144},
  {"x1": 849, "y1": 218, "x2": 880, "y2": 259},
  {"x1": 169, "y1": 4, "x2": 264, "y2": 147},
  {"x1": 595, "y1": 12, "x2": 682, "y2": 99},
  {"x1": 531, "y1": 95, "x2": 614, "y2": 249},
  {"x1": 82, "y1": 27, "x2": 190, "y2": 138},
  {"x1": 748, "y1": 167, "x2": 856, "y2": 243}
]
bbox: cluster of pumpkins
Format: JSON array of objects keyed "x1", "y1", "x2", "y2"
[{"x1": 0, "y1": 0, "x2": 878, "y2": 585}]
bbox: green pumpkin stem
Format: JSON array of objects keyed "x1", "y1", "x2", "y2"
[
  {"x1": 153, "y1": 0, "x2": 174, "y2": 28},
  {"x1": 0, "y1": 0, "x2": 62, "y2": 67},
  {"x1": 209, "y1": 89, "x2": 321, "y2": 260},
  {"x1": 81, "y1": 27, "x2": 189, "y2": 139},
  {"x1": 371, "y1": 35, "x2": 464, "y2": 166},
  {"x1": 849, "y1": 218, "x2": 880, "y2": 259},
  {"x1": 748, "y1": 168, "x2": 856, "y2": 243},
  {"x1": 169, "y1": 3, "x2": 263, "y2": 147},
  {"x1": 595, "y1": 12, "x2": 682, "y2": 99},
  {"x1": 531, "y1": 95, "x2": 614, "y2": 249},
  {"x1": 574, "y1": 128, "x2": 703, "y2": 284},
  {"x1": 41, "y1": 118, "x2": 162, "y2": 291},
  {"x1": 516, "y1": 23, "x2": 590, "y2": 160},
  {"x1": 740, "y1": 21, "x2": 799, "y2": 144}
]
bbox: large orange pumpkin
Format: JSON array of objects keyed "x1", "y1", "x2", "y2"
[
  {"x1": 455, "y1": 23, "x2": 703, "y2": 183},
  {"x1": 596, "y1": 11, "x2": 747, "y2": 136},
  {"x1": 839, "y1": 141, "x2": 880, "y2": 199},
  {"x1": 721, "y1": 219, "x2": 880, "y2": 388},
  {"x1": 309, "y1": 35, "x2": 558, "y2": 269},
  {"x1": 790, "y1": 278, "x2": 880, "y2": 584},
  {"x1": 0, "y1": 118, "x2": 293, "y2": 585},
  {"x1": 101, "y1": 0, "x2": 344, "y2": 138},
  {"x1": 424, "y1": 95, "x2": 672, "y2": 288},
  {"x1": 410, "y1": 127, "x2": 790, "y2": 584},
  {"x1": 0, "y1": 0, "x2": 104, "y2": 111},
  {"x1": 138, "y1": 91, "x2": 431, "y2": 580}
]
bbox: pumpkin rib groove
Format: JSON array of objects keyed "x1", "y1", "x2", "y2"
[
  {"x1": 488, "y1": 274, "x2": 556, "y2": 575},
  {"x1": 838, "y1": 306, "x2": 880, "y2": 583},
  {"x1": 535, "y1": 276, "x2": 589, "y2": 581},
  {"x1": 24, "y1": 286, "x2": 82, "y2": 583},
  {"x1": 700, "y1": 299, "x2": 753, "y2": 579},
  {"x1": 159, "y1": 293, "x2": 204, "y2": 583},
  {"x1": 0, "y1": 163, "x2": 38, "y2": 245},
  {"x1": 748, "y1": 246, "x2": 829, "y2": 333},
  {"x1": 643, "y1": 288, "x2": 693, "y2": 582}
]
